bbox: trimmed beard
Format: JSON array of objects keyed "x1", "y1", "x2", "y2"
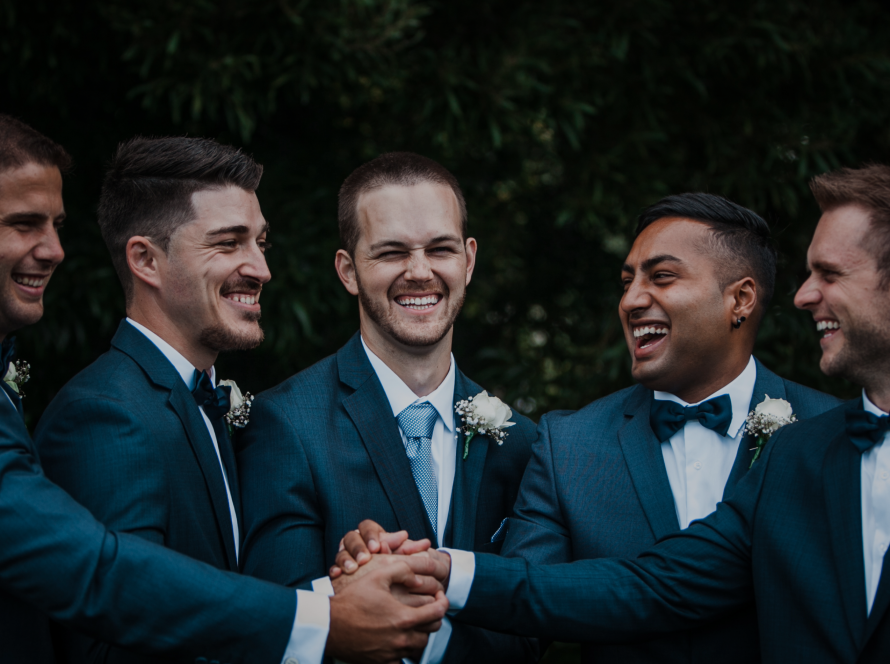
[
  {"x1": 199, "y1": 309, "x2": 264, "y2": 352},
  {"x1": 822, "y1": 313, "x2": 890, "y2": 387},
  {"x1": 357, "y1": 273, "x2": 465, "y2": 347}
]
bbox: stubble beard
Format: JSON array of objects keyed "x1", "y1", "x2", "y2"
[
  {"x1": 822, "y1": 312, "x2": 890, "y2": 388},
  {"x1": 357, "y1": 273, "x2": 465, "y2": 348},
  {"x1": 199, "y1": 309, "x2": 264, "y2": 352}
]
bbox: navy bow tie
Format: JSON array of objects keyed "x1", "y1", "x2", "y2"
[
  {"x1": 191, "y1": 369, "x2": 231, "y2": 420},
  {"x1": 0, "y1": 337, "x2": 16, "y2": 371},
  {"x1": 650, "y1": 394, "x2": 734, "y2": 443},
  {"x1": 845, "y1": 409, "x2": 890, "y2": 453}
]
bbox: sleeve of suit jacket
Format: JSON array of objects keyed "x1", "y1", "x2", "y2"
[
  {"x1": 452, "y1": 428, "x2": 770, "y2": 642},
  {"x1": 0, "y1": 403, "x2": 295, "y2": 663},
  {"x1": 238, "y1": 393, "x2": 328, "y2": 588}
]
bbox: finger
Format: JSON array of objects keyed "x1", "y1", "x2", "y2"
[
  {"x1": 341, "y1": 530, "x2": 370, "y2": 569},
  {"x1": 334, "y1": 544, "x2": 360, "y2": 574},
  {"x1": 329, "y1": 564, "x2": 343, "y2": 579},
  {"x1": 391, "y1": 589, "x2": 437, "y2": 608},
  {"x1": 396, "y1": 632, "x2": 430, "y2": 659},
  {"x1": 404, "y1": 573, "x2": 444, "y2": 597},
  {"x1": 357, "y1": 519, "x2": 396, "y2": 554},
  {"x1": 413, "y1": 619, "x2": 445, "y2": 633},
  {"x1": 397, "y1": 589, "x2": 449, "y2": 628},
  {"x1": 378, "y1": 529, "x2": 409, "y2": 552},
  {"x1": 402, "y1": 553, "x2": 439, "y2": 578},
  {"x1": 393, "y1": 538, "x2": 431, "y2": 555}
]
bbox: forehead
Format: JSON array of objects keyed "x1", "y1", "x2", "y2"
[
  {"x1": 0, "y1": 162, "x2": 64, "y2": 216},
  {"x1": 809, "y1": 205, "x2": 874, "y2": 267},
  {"x1": 624, "y1": 217, "x2": 714, "y2": 268},
  {"x1": 356, "y1": 182, "x2": 461, "y2": 245},
  {"x1": 186, "y1": 186, "x2": 265, "y2": 231}
]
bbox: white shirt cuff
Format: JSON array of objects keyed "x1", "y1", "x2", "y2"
[
  {"x1": 439, "y1": 548, "x2": 475, "y2": 613},
  {"x1": 280, "y1": 589, "x2": 330, "y2": 664},
  {"x1": 311, "y1": 575, "x2": 335, "y2": 597}
]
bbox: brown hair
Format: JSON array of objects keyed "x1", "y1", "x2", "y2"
[
  {"x1": 0, "y1": 114, "x2": 72, "y2": 175},
  {"x1": 97, "y1": 136, "x2": 263, "y2": 302},
  {"x1": 810, "y1": 164, "x2": 890, "y2": 285},
  {"x1": 337, "y1": 152, "x2": 467, "y2": 255}
]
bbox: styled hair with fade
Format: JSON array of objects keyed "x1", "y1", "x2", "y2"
[
  {"x1": 809, "y1": 164, "x2": 890, "y2": 286},
  {"x1": 337, "y1": 152, "x2": 467, "y2": 256},
  {"x1": 636, "y1": 193, "x2": 777, "y2": 321},
  {"x1": 97, "y1": 136, "x2": 263, "y2": 302},
  {"x1": 0, "y1": 114, "x2": 72, "y2": 175}
]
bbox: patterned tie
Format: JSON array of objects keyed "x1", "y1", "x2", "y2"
[
  {"x1": 650, "y1": 394, "x2": 734, "y2": 443},
  {"x1": 846, "y1": 409, "x2": 890, "y2": 453},
  {"x1": 396, "y1": 402, "x2": 440, "y2": 538},
  {"x1": 191, "y1": 369, "x2": 231, "y2": 420}
]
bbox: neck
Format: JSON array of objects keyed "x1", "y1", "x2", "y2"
[
  {"x1": 360, "y1": 316, "x2": 452, "y2": 398},
  {"x1": 659, "y1": 352, "x2": 751, "y2": 404},
  {"x1": 864, "y1": 380, "x2": 890, "y2": 413},
  {"x1": 127, "y1": 300, "x2": 217, "y2": 372}
]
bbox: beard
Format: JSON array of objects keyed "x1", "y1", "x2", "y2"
[
  {"x1": 357, "y1": 273, "x2": 465, "y2": 347},
  {"x1": 199, "y1": 277, "x2": 265, "y2": 352},
  {"x1": 822, "y1": 312, "x2": 890, "y2": 386}
]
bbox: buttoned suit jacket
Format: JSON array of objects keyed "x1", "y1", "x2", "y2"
[
  {"x1": 496, "y1": 359, "x2": 839, "y2": 663},
  {"x1": 454, "y1": 398, "x2": 890, "y2": 664},
  {"x1": 0, "y1": 372, "x2": 295, "y2": 664},
  {"x1": 237, "y1": 332, "x2": 539, "y2": 663},
  {"x1": 36, "y1": 320, "x2": 243, "y2": 664}
]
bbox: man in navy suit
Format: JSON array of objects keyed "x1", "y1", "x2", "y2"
[
  {"x1": 237, "y1": 152, "x2": 538, "y2": 663},
  {"x1": 19, "y1": 132, "x2": 446, "y2": 664},
  {"x1": 340, "y1": 166, "x2": 890, "y2": 663}
]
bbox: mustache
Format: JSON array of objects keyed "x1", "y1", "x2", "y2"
[
  {"x1": 220, "y1": 278, "x2": 263, "y2": 295},
  {"x1": 387, "y1": 277, "x2": 449, "y2": 299}
]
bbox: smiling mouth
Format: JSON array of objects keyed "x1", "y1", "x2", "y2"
[
  {"x1": 395, "y1": 294, "x2": 441, "y2": 311},
  {"x1": 223, "y1": 292, "x2": 260, "y2": 306},
  {"x1": 12, "y1": 274, "x2": 49, "y2": 289},
  {"x1": 816, "y1": 319, "x2": 840, "y2": 339},
  {"x1": 633, "y1": 324, "x2": 669, "y2": 349}
]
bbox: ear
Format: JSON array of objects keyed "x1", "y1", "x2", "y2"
[
  {"x1": 335, "y1": 249, "x2": 359, "y2": 296},
  {"x1": 727, "y1": 276, "x2": 758, "y2": 326},
  {"x1": 126, "y1": 236, "x2": 164, "y2": 292},
  {"x1": 464, "y1": 237, "x2": 477, "y2": 287}
]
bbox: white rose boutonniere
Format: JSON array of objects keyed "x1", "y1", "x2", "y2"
[
  {"x1": 454, "y1": 390, "x2": 516, "y2": 460},
  {"x1": 3, "y1": 360, "x2": 30, "y2": 398},
  {"x1": 218, "y1": 379, "x2": 254, "y2": 432},
  {"x1": 745, "y1": 395, "x2": 796, "y2": 467}
]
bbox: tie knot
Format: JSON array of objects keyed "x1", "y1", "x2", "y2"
[
  {"x1": 397, "y1": 402, "x2": 439, "y2": 440},
  {"x1": 846, "y1": 409, "x2": 890, "y2": 453},
  {"x1": 650, "y1": 393, "x2": 734, "y2": 443},
  {"x1": 191, "y1": 369, "x2": 230, "y2": 420}
]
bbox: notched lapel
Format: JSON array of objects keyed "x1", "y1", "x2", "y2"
[
  {"x1": 617, "y1": 387, "x2": 681, "y2": 540},
  {"x1": 823, "y1": 425, "x2": 868, "y2": 646},
  {"x1": 168, "y1": 386, "x2": 239, "y2": 570},
  {"x1": 447, "y1": 372, "x2": 488, "y2": 551}
]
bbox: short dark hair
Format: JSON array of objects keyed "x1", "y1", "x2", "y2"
[
  {"x1": 97, "y1": 136, "x2": 263, "y2": 301},
  {"x1": 810, "y1": 164, "x2": 890, "y2": 286},
  {"x1": 338, "y1": 152, "x2": 467, "y2": 255},
  {"x1": 0, "y1": 114, "x2": 72, "y2": 175},
  {"x1": 636, "y1": 193, "x2": 777, "y2": 319}
]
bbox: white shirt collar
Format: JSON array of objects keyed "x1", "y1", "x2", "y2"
[
  {"x1": 862, "y1": 389, "x2": 887, "y2": 417},
  {"x1": 126, "y1": 318, "x2": 214, "y2": 389},
  {"x1": 360, "y1": 336, "x2": 455, "y2": 431},
  {"x1": 653, "y1": 355, "x2": 757, "y2": 439}
]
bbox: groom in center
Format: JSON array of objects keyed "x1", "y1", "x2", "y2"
[{"x1": 238, "y1": 152, "x2": 537, "y2": 662}]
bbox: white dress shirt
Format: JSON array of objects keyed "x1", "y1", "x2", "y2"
[
  {"x1": 859, "y1": 391, "x2": 890, "y2": 615},
  {"x1": 126, "y1": 319, "x2": 329, "y2": 664},
  {"x1": 656, "y1": 356, "x2": 757, "y2": 529}
]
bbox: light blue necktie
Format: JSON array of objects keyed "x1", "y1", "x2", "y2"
[{"x1": 396, "y1": 402, "x2": 439, "y2": 538}]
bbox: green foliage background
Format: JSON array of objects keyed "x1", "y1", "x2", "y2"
[{"x1": 4, "y1": 0, "x2": 887, "y2": 427}]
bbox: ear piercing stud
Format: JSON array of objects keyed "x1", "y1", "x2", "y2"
[{"x1": 733, "y1": 316, "x2": 747, "y2": 329}]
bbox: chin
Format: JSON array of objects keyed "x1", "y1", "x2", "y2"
[{"x1": 200, "y1": 321, "x2": 264, "y2": 352}]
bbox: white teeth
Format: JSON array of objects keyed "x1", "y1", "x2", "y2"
[
  {"x1": 816, "y1": 321, "x2": 840, "y2": 331},
  {"x1": 227, "y1": 294, "x2": 256, "y2": 305},
  {"x1": 632, "y1": 326, "x2": 668, "y2": 338},
  {"x1": 398, "y1": 295, "x2": 440, "y2": 310},
  {"x1": 13, "y1": 276, "x2": 46, "y2": 288}
]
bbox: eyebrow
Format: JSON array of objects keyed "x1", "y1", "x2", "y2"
[
  {"x1": 1, "y1": 212, "x2": 66, "y2": 224},
  {"x1": 622, "y1": 254, "x2": 684, "y2": 273},
  {"x1": 205, "y1": 222, "x2": 270, "y2": 238},
  {"x1": 368, "y1": 234, "x2": 463, "y2": 252}
]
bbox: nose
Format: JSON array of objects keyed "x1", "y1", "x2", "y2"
[
  {"x1": 32, "y1": 223, "x2": 65, "y2": 267},
  {"x1": 404, "y1": 249, "x2": 433, "y2": 283},
  {"x1": 242, "y1": 241, "x2": 272, "y2": 285},
  {"x1": 620, "y1": 276, "x2": 651, "y2": 315},
  {"x1": 793, "y1": 273, "x2": 820, "y2": 310}
]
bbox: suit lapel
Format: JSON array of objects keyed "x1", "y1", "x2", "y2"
[
  {"x1": 111, "y1": 321, "x2": 239, "y2": 571},
  {"x1": 446, "y1": 371, "x2": 487, "y2": 551},
  {"x1": 338, "y1": 335, "x2": 437, "y2": 543},
  {"x1": 617, "y1": 386, "x2": 681, "y2": 540},
  {"x1": 864, "y1": 546, "x2": 890, "y2": 647},
  {"x1": 723, "y1": 359, "x2": 788, "y2": 498},
  {"x1": 214, "y1": 421, "x2": 243, "y2": 529},
  {"x1": 823, "y1": 403, "x2": 868, "y2": 647}
]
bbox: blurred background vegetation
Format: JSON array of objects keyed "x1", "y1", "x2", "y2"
[{"x1": 4, "y1": 1, "x2": 890, "y2": 659}]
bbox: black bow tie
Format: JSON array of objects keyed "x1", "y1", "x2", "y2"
[
  {"x1": 191, "y1": 369, "x2": 231, "y2": 420},
  {"x1": 845, "y1": 409, "x2": 890, "y2": 453},
  {"x1": 650, "y1": 394, "x2": 734, "y2": 443}
]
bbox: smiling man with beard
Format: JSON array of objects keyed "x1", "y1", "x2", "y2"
[{"x1": 237, "y1": 152, "x2": 538, "y2": 663}]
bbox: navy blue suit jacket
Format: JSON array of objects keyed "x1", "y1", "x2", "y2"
[
  {"x1": 0, "y1": 368, "x2": 295, "y2": 663},
  {"x1": 36, "y1": 320, "x2": 243, "y2": 663},
  {"x1": 238, "y1": 333, "x2": 538, "y2": 663},
  {"x1": 455, "y1": 398, "x2": 890, "y2": 663},
  {"x1": 499, "y1": 359, "x2": 839, "y2": 663}
]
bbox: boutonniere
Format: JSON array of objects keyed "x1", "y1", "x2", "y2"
[
  {"x1": 3, "y1": 360, "x2": 30, "y2": 399},
  {"x1": 218, "y1": 379, "x2": 254, "y2": 433},
  {"x1": 455, "y1": 390, "x2": 516, "y2": 460},
  {"x1": 745, "y1": 396, "x2": 796, "y2": 467}
]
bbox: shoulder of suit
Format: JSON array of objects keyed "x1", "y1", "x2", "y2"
[
  {"x1": 45, "y1": 347, "x2": 148, "y2": 405},
  {"x1": 254, "y1": 351, "x2": 339, "y2": 405},
  {"x1": 780, "y1": 377, "x2": 844, "y2": 417},
  {"x1": 540, "y1": 384, "x2": 638, "y2": 428},
  {"x1": 768, "y1": 398, "x2": 852, "y2": 453}
]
